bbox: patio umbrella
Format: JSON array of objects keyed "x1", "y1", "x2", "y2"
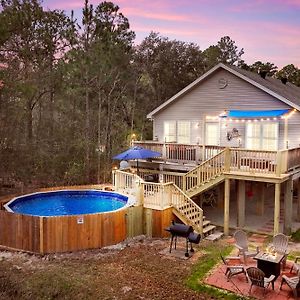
[{"x1": 113, "y1": 146, "x2": 161, "y2": 174}]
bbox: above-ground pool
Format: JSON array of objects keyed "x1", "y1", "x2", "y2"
[{"x1": 5, "y1": 190, "x2": 133, "y2": 217}]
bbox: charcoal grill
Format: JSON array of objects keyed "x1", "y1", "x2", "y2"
[{"x1": 165, "y1": 221, "x2": 201, "y2": 257}]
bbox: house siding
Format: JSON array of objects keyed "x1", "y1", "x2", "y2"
[{"x1": 152, "y1": 69, "x2": 300, "y2": 149}]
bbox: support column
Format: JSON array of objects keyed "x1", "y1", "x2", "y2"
[
  {"x1": 256, "y1": 182, "x2": 265, "y2": 216},
  {"x1": 284, "y1": 178, "x2": 293, "y2": 235},
  {"x1": 237, "y1": 180, "x2": 245, "y2": 228},
  {"x1": 274, "y1": 183, "x2": 281, "y2": 235},
  {"x1": 224, "y1": 178, "x2": 230, "y2": 235},
  {"x1": 297, "y1": 179, "x2": 300, "y2": 222}
]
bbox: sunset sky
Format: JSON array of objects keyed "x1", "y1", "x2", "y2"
[{"x1": 43, "y1": 0, "x2": 300, "y2": 68}]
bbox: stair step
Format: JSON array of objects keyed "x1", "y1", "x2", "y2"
[
  {"x1": 203, "y1": 220, "x2": 211, "y2": 227},
  {"x1": 205, "y1": 231, "x2": 224, "y2": 241},
  {"x1": 203, "y1": 224, "x2": 216, "y2": 236}
]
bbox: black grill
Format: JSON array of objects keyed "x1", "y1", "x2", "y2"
[{"x1": 165, "y1": 221, "x2": 201, "y2": 257}]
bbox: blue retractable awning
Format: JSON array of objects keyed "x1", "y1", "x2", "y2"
[{"x1": 226, "y1": 109, "x2": 290, "y2": 118}]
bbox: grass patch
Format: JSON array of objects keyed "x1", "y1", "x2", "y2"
[{"x1": 186, "y1": 242, "x2": 249, "y2": 300}]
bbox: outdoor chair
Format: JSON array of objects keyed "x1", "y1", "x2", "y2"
[
  {"x1": 272, "y1": 233, "x2": 289, "y2": 270},
  {"x1": 220, "y1": 254, "x2": 247, "y2": 281},
  {"x1": 280, "y1": 271, "x2": 300, "y2": 298},
  {"x1": 234, "y1": 230, "x2": 259, "y2": 264},
  {"x1": 290, "y1": 257, "x2": 300, "y2": 274},
  {"x1": 246, "y1": 267, "x2": 275, "y2": 294}
]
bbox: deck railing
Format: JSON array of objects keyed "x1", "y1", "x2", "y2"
[
  {"x1": 113, "y1": 170, "x2": 144, "y2": 197},
  {"x1": 286, "y1": 147, "x2": 300, "y2": 171},
  {"x1": 133, "y1": 141, "x2": 224, "y2": 163},
  {"x1": 142, "y1": 182, "x2": 173, "y2": 209},
  {"x1": 113, "y1": 170, "x2": 203, "y2": 233},
  {"x1": 184, "y1": 149, "x2": 227, "y2": 192},
  {"x1": 229, "y1": 148, "x2": 278, "y2": 175},
  {"x1": 133, "y1": 141, "x2": 300, "y2": 176}
]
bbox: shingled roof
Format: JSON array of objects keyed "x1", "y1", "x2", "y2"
[
  {"x1": 229, "y1": 65, "x2": 300, "y2": 107},
  {"x1": 147, "y1": 63, "x2": 300, "y2": 118}
]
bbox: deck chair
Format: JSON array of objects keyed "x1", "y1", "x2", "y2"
[
  {"x1": 272, "y1": 233, "x2": 289, "y2": 270},
  {"x1": 234, "y1": 230, "x2": 259, "y2": 264},
  {"x1": 220, "y1": 254, "x2": 247, "y2": 281},
  {"x1": 280, "y1": 271, "x2": 300, "y2": 298},
  {"x1": 247, "y1": 267, "x2": 275, "y2": 294},
  {"x1": 290, "y1": 257, "x2": 300, "y2": 274}
]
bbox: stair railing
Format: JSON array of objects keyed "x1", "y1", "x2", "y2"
[
  {"x1": 114, "y1": 169, "x2": 204, "y2": 235},
  {"x1": 183, "y1": 148, "x2": 228, "y2": 192},
  {"x1": 168, "y1": 184, "x2": 203, "y2": 234}
]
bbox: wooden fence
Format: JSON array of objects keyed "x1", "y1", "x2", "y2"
[
  {"x1": 0, "y1": 211, "x2": 40, "y2": 253},
  {"x1": 0, "y1": 209, "x2": 127, "y2": 254}
]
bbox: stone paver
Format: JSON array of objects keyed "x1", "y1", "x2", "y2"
[
  {"x1": 205, "y1": 259, "x2": 296, "y2": 299},
  {"x1": 205, "y1": 234, "x2": 299, "y2": 299}
]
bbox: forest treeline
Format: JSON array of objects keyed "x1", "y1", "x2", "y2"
[{"x1": 1, "y1": 0, "x2": 300, "y2": 186}]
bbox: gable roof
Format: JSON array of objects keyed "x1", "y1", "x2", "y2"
[{"x1": 147, "y1": 63, "x2": 300, "y2": 118}]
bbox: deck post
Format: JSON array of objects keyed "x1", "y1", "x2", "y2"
[
  {"x1": 162, "y1": 143, "x2": 167, "y2": 161},
  {"x1": 135, "y1": 180, "x2": 144, "y2": 206},
  {"x1": 237, "y1": 180, "x2": 245, "y2": 228},
  {"x1": 224, "y1": 178, "x2": 230, "y2": 235},
  {"x1": 297, "y1": 179, "x2": 300, "y2": 222},
  {"x1": 274, "y1": 183, "x2": 281, "y2": 235},
  {"x1": 284, "y1": 178, "x2": 293, "y2": 235},
  {"x1": 224, "y1": 148, "x2": 231, "y2": 172}
]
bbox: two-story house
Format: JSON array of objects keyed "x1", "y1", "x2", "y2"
[{"x1": 132, "y1": 63, "x2": 300, "y2": 236}]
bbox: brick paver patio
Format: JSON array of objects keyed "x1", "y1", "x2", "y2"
[{"x1": 205, "y1": 235, "x2": 298, "y2": 299}]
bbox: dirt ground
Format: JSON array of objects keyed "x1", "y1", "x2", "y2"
[{"x1": 0, "y1": 236, "x2": 214, "y2": 300}]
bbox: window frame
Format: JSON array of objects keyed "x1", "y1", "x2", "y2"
[{"x1": 245, "y1": 122, "x2": 279, "y2": 150}]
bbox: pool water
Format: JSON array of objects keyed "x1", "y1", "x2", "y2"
[{"x1": 6, "y1": 190, "x2": 128, "y2": 217}]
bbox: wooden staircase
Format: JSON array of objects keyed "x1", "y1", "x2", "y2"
[
  {"x1": 168, "y1": 149, "x2": 231, "y2": 236},
  {"x1": 168, "y1": 184, "x2": 216, "y2": 237},
  {"x1": 183, "y1": 148, "x2": 228, "y2": 198}
]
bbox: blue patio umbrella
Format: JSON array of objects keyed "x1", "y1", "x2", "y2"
[{"x1": 113, "y1": 146, "x2": 161, "y2": 174}]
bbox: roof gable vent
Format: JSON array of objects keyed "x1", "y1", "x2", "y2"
[{"x1": 281, "y1": 77, "x2": 288, "y2": 85}]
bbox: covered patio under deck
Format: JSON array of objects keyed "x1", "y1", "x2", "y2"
[{"x1": 200, "y1": 178, "x2": 300, "y2": 235}]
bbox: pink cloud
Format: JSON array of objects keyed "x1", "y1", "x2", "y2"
[{"x1": 122, "y1": 7, "x2": 189, "y2": 22}]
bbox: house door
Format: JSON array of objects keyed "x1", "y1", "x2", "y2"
[{"x1": 205, "y1": 122, "x2": 219, "y2": 145}]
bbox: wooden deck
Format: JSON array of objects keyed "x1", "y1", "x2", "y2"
[{"x1": 133, "y1": 141, "x2": 300, "y2": 181}]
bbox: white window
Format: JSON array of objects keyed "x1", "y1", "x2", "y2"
[
  {"x1": 246, "y1": 123, "x2": 278, "y2": 150},
  {"x1": 177, "y1": 121, "x2": 190, "y2": 144},
  {"x1": 246, "y1": 123, "x2": 261, "y2": 150},
  {"x1": 262, "y1": 123, "x2": 278, "y2": 150},
  {"x1": 164, "y1": 121, "x2": 176, "y2": 142},
  {"x1": 205, "y1": 123, "x2": 219, "y2": 145}
]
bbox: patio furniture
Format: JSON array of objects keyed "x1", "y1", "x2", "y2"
[
  {"x1": 280, "y1": 272, "x2": 300, "y2": 298},
  {"x1": 254, "y1": 251, "x2": 284, "y2": 279},
  {"x1": 220, "y1": 254, "x2": 247, "y2": 281},
  {"x1": 234, "y1": 230, "x2": 259, "y2": 264},
  {"x1": 290, "y1": 257, "x2": 300, "y2": 274},
  {"x1": 246, "y1": 267, "x2": 275, "y2": 294},
  {"x1": 272, "y1": 233, "x2": 289, "y2": 270}
]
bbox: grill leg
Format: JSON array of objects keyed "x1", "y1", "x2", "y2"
[
  {"x1": 174, "y1": 236, "x2": 177, "y2": 250},
  {"x1": 185, "y1": 238, "x2": 189, "y2": 257},
  {"x1": 169, "y1": 235, "x2": 174, "y2": 253},
  {"x1": 190, "y1": 242, "x2": 194, "y2": 253}
]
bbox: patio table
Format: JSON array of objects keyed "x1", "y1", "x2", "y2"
[{"x1": 253, "y1": 252, "x2": 284, "y2": 279}]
